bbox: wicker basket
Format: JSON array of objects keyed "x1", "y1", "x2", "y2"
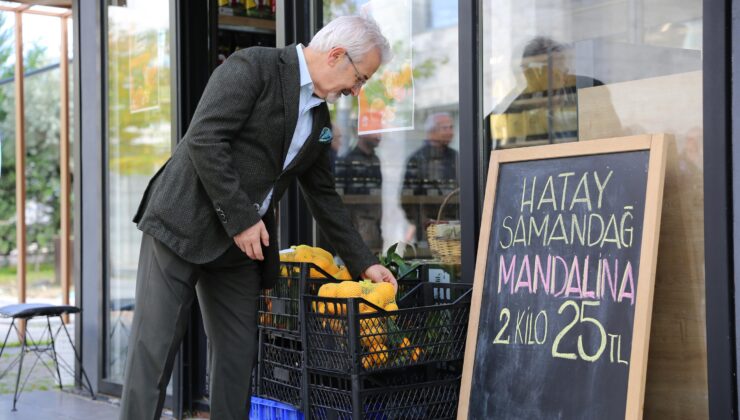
[{"x1": 426, "y1": 188, "x2": 461, "y2": 264}]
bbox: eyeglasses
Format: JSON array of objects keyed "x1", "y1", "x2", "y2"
[{"x1": 345, "y1": 52, "x2": 368, "y2": 90}]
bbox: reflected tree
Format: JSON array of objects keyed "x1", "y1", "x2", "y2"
[{"x1": 0, "y1": 12, "x2": 64, "y2": 260}]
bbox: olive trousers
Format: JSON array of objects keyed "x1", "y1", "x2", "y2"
[{"x1": 119, "y1": 233, "x2": 261, "y2": 420}]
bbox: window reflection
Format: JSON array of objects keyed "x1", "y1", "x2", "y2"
[
  {"x1": 402, "y1": 113, "x2": 459, "y2": 245},
  {"x1": 321, "y1": 0, "x2": 459, "y2": 263},
  {"x1": 486, "y1": 37, "x2": 622, "y2": 150},
  {"x1": 336, "y1": 133, "x2": 383, "y2": 250},
  {"x1": 106, "y1": 0, "x2": 173, "y2": 386}
]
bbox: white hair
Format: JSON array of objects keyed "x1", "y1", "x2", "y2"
[
  {"x1": 425, "y1": 112, "x2": 452, "y2": 133},
  {"x1": 309, "y1": 15, "x2": 392, "y2": 65}
]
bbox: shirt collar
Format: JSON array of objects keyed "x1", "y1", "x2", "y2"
[{"x1": 296, "y1": 44, "x2": 313, "y2": 89}]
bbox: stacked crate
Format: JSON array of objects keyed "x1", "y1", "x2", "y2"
[
  {"x1": 256, "y1": 261, "x2": 468, "y2": 419},
  {"x1": 255, "y1": 262, "x2": 334, "y2": 409},
  {"x1": 302, "y1": 281, "x2": 472, "y2": 419}
]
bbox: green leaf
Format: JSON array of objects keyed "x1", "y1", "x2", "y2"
[
  {"x1": 398, "y1": 262, "x2": 421, "y2": 278},
  {"x1": 390, "y1": 253, "x2": 406, "y2": 268}
]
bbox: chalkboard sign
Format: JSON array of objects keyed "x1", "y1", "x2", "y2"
[{"x1": 458, "y1": 135, "x2": 667, "y2": 420}]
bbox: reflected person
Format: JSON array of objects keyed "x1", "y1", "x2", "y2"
[
  {"x1": 402, "y1": 113, "x2": 459, "y2": 243},
  {"x1": 339, "y1": 133, "x2": 383, "y2": 250}
]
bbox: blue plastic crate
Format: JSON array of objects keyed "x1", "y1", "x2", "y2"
[{"x1": 250, "y1": 396, "x2": 304, "y2": 420}]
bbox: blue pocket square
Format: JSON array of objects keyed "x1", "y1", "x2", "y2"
[{"x1": 319, "y1": 127, "x2": 333, "y2": 143}]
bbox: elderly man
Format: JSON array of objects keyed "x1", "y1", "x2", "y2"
[{"x1": 120, "y1": 15, "x2": 394, "y2": 420}]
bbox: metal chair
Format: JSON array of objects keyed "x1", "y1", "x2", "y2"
[{"x1": 0, "y1": 303, "x2": 94, "y2": 411}]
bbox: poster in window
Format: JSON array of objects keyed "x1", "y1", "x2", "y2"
[{"x1": 358, "y1": 0, "x2": 414, "y2": 134}]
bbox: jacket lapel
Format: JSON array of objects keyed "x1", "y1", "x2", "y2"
[{"x1": 278, "y1": 45, "x2": 300, "y2": 163}]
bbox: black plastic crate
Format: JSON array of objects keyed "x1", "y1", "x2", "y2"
[
  {"x1": 307, "y1": 363, "x2": 463, "y2": 420},
  {"x1": 256, "y1": 330, "x2": 303, "y2": 408},
  {"x1": 302, "y1": 282, "x2": 472, "y2": 375},
  {"x1": 259, "y1": 262, "x2": 426, "y2": 336},
  {"x1": 259, "y1": 262, "x2": 337, "y2": 335}
]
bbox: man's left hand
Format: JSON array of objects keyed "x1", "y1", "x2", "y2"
[{"x1": 362, "y1": 264, "x2": 397, "y2": 292}]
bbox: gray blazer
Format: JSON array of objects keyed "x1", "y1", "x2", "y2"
[{"x1": 133, "y1": 45, "x2": 378, "y2": 288}]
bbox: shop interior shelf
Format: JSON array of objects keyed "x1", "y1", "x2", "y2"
[
  {"x1": 219, "y1": 14, "x2": 276, "y2": 33},
  {"x1": 340, "y1": 194, "x2": 460, "y2": 205},
  {"x1": 505, "y1": 85, "x2": 579, "y2": 108},
  {"x1": 494, "y1": 136, "x2": 578, "y2": 149}
]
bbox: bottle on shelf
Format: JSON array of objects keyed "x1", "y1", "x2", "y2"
[
  {"x1": 259, "y1": 0, "x2": 275, "y2": 20},
  {"x1": 404, "y1": 160, "x2": 419, "y2": 195},
  {"x1": 334, "y1": 160, "x2": 347, "y2": 194},
  {"x1": 369, "y1": 161, "x2": 382, "y2": 194},
  {"x1": 421, "y1": 178, "x2": 435, "y2": 196},
  {"x1": 232, "y1": 0, "x2": 247, "y2": 16},
  {"x1": 348, "y1": 177, "x2": 366, "y2": 195},
  {"x1": 244, "y1": 0, "x2": 262, "y2": 17}
]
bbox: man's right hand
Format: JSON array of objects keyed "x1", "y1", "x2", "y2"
[{"x1": 234, "y1": 220, "x2": 269, "y2": 260}]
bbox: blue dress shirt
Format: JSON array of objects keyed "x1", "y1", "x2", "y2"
[{"x1": 258, "y1": 44, "x2": 325, "y2": 216}]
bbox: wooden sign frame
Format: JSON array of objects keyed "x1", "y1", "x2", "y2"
[{"x1": 458, "y1": 134, "x2": 668, "y2": 419}]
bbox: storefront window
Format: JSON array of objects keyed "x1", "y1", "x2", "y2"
[
  {"x1": 321, "y1": 0, "x2": 460, "y2": 265},
  {"x1": 105, "y1": 0, "x2": 174, "y2": 385},
  {"x1": 483, "y1": 1, "x2": 705, "y2": 417}
]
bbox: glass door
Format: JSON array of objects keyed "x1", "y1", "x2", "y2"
[{"x1": 103, "y1": 0, "x2": 176, "y2": 396}]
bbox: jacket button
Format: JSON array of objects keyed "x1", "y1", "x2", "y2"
[{"x1": 254, "y1": 203, "x2": 260, "y2": 211}]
